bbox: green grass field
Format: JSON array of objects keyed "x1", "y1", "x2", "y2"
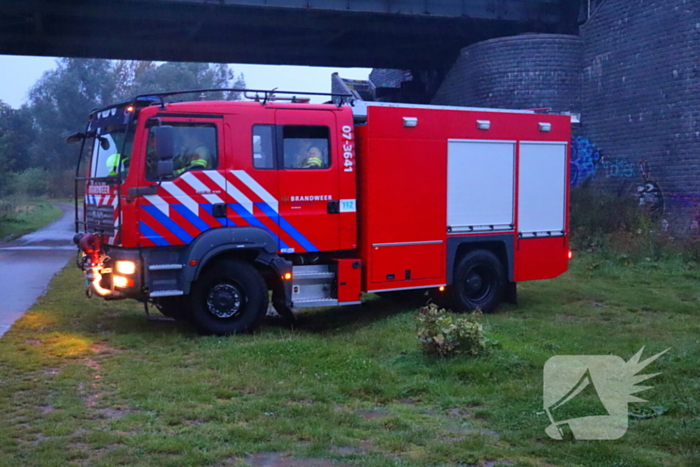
[
  {"x1": 0, "y1": 198, "x2": 63, "y2": 240},
  {"x1": 0, "y1": 254, "x2": 698, "y2": 466}
]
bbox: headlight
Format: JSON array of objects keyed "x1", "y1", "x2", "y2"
[{"x1": 115, "y1": 261, "x2": 136, "y2": 275}]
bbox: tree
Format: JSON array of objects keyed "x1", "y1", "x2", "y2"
[
  {"x1": 0, "y1": 101, "x2": 34, "y2": 178},
  {"x1": 26, "y1": 59, "x2": 245, "y2": 171},
  {"x1": 28, "y1": 58, "x2": 117, "y2": 170},
  {"x1": 128, "y1": 61, "x2": 245, "y2": 101},
  {"x1": 0, "y1": 102, "x2": 13, "y2": 186},
  {"x1": 112, "y1": 60, "x2": 158, "y2": 101}
]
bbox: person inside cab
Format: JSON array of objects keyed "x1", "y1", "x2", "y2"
[
  {"x1": 300, "y1": 146, "x2": 323, "y2": 169},
  {"x1": 101, "y1": 134, "x2": 130, "y2": 178},
  {"x1": 287, "y1": 139, "x2": 325, "y2": 169},
  {"x1": 174, "y1": 129, "x2": 213, "y2": 176},
  {"x1": 106, "y1": 152, "x2": 128, "y2": 177}
]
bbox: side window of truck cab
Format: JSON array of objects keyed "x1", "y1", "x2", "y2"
[
  {"x1": 146, "y1": 123, "x2": 219, "y2": 181},
  {"x1": 282, "y1": 126, "x2": 330, "y2": 170},
  {"x1": 252, "y1": 125, "x2": 275, "y2": 169}
]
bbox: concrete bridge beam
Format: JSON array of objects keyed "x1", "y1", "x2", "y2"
[{"x1": 0, "y1": 0, "x2": 580, "y2": 69}]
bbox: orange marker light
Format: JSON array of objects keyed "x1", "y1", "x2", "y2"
[
  {"x1": 439, "y1": 286, "x2": 445, "y2": 292},
  {"x1": 126, "y1": 105, "x2": 135, "y2": 112},
  {"x1": 283, "y1": 272, "x2": 292, "y2": 280},
  {"x1": 113, "y1": 276, "x2": 133, "y2": 288},
  {"x1": 568, "y1": 250, "x2": 573, "y2": 260}
]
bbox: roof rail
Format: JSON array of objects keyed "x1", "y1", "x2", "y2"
[{"x1": 132, "y1": 88, "x2": 355, "y2": 108}]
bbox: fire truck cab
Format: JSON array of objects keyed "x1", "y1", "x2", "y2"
[{"x1": 72, "y1": 89, "x2": 571, "y2": 335}]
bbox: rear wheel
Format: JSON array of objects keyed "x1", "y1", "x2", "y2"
[
  {"x1": 191, "y1": 260, "x2": 268, "y2": 335},
  {"x1": 449, "y1": 250, "x2": 505, "y2": 313}
]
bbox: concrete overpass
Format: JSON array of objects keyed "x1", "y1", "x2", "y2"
[{"x1": 0, "y1": 0, "x2": 580, "y2": 69}]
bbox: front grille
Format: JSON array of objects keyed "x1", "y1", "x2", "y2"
[{"x1": 85, "y1": 204, "x2": 116, "y2": 234}]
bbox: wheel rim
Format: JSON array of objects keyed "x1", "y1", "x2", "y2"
[
  {"x1": 462, "y1": 265, "x2": 493, "y2": 303},
  {"x1": 206, "y1": 283, "x2": 244, "y2": 319}
]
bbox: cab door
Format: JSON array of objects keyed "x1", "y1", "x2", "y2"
[
  {"x1": 136, "y1": 117, "x2": 226, "y2": 247},
  {"x1": 224, "y1": 117, "x2": 283, "y2": 249},
  {"x1": 274, "y1": 110, "x2": 341, "y2": 253}
]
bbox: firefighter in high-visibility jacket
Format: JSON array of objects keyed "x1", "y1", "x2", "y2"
[
  {"x1": 174, "y1": 134, "x2": 212, "y2": 176},
  {"x1": 300, "y1": 146, "x2": 323, "y2": 169},
  {"x1": 106, "y1": 153, "x2": 129, "y2": 176}
]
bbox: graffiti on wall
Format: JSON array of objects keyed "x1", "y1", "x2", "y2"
[
  {"x1": 636, "y1": 160, "x2": 664, "y2": 215},
  {"x1": 665, "y1": 192, "x2": 700, "y2": 209},
  {"x1": 602, "y1": 159, "x2": 636, "y2": 179},
  {"x1": 569, "y1": 136, "x2": 637, "y2": 186},
  {"x1": 663, "y1": 192, "x2": 700, "y2": 230},
  {"x1": 568, "y1": 139, "x2": 700, "y2": 229},
  {"x1": 570, "y1": 136, "x2": 602, "y2": 186}
]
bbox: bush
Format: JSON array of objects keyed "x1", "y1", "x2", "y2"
[
  {"x1": 47, "y1": 169, "x2": 74, "y2": 198},
  {"x1": 0, "y1": 197, "x2": 18, "y2": 223},
  {"x1": 416, "y1": 303, "x2": 487, "y2": 358},
  {"x1": 570, "y1": 185, "x2": 642, "y2": 250},
  {"x1": 1, "y1": 167, "x2": 74, "y2": 198},
  {"x1": 569, "y1": 185, "x2": 683, "y2": 261},
  {"x1": 6, "y1": 168, "x2": 50, "y2": 197}
]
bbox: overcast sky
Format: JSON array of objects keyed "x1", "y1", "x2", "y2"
[{"x1": 0, "y1": 55, "x2": 372, "y2": 108}]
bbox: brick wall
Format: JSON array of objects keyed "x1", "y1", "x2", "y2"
[
  {"x1": 431, "y1": 33, "x2": 583, "y2": 114},
  {"x1": 580, "y1": 0, "x2": 700, "y2": 227},
  {"x1": 368, "y1": 69, "x2": 411, "y2": 89}
]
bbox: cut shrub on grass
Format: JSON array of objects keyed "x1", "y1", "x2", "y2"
[{"x1": 416, "y1": 303, "x2": 487, "y2": 358}]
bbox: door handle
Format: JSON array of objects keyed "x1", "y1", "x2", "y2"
[
  {"x1": 212, "y1": 203, "x2": 227, "y2": 218},
  {"x1": 327, "y1": 200, "x2": 340, "y2": 214},
  {"x1": 128, "y1": 185, "x2": 158, "y2": 197}
]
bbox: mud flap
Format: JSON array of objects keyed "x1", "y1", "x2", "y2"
[
  {"x1": 504, "y1": 281, "x2": 517, "y2": 305},
  {"x1": 271, "y1": 300, "x2": 298, "y2": 325}
]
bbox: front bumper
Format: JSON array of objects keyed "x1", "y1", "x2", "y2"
[{"x1": 81, "y1": 247, "x2": 143, "y2": 300}]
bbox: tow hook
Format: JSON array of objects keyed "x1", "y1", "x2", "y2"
[
  {"x1": 77, "y1": 233, "x2": 112, "y2": 297},
  {"x1": 87, "y1": 268, "x2": 111, "y2": 297}
]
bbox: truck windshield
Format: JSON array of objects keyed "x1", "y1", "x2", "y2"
[{"x1": 89, "y1": 125, "x2": 135, "y2": 180}]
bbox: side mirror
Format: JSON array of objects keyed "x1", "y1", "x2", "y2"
[
  {"x1": 99, "y1": 136, "x2": 110, "y2": 150},
  {"x1": 152, "y1": 125, "x2": 175, "y2": 160},
  {"x1": 66, "y1": 131, "x2": 85, "y2": 144},
  {"x1": 157, "y1": 160, "x2": 174, "y2": 178}
]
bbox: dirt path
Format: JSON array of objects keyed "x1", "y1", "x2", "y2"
[{"x1": 0, "y1": 203, "x2": 76, "y2": 337}]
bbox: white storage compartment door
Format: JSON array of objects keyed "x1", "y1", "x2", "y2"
[
  {"x1": 447, "y1": 140, "x2": 515, "y2": 232},
  {"x1": 517, "y1": 142, "x2": 568, "y2": 236}
]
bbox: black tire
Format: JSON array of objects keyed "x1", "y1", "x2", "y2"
[
  {"x1": 448, "y1": 249, "x2": 505, "y2": 313},
  {"x1": 190, "y1": 260, "x2": 268, "y2": 335},
  {"x1": 155, "y1": 296, "x2": 191, "y2": 321}
]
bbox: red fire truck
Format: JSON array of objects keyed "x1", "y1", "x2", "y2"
[{"x1": 70, "y1": 89, "x2": 571, "y2": 335}]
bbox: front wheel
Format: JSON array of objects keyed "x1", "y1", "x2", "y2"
[
  {"x1": 448, "y1": 250, "x2": 505, "y2": 313},
  {"x1": 191, "y1": 260, "x2": 268, "y2": 335}
]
